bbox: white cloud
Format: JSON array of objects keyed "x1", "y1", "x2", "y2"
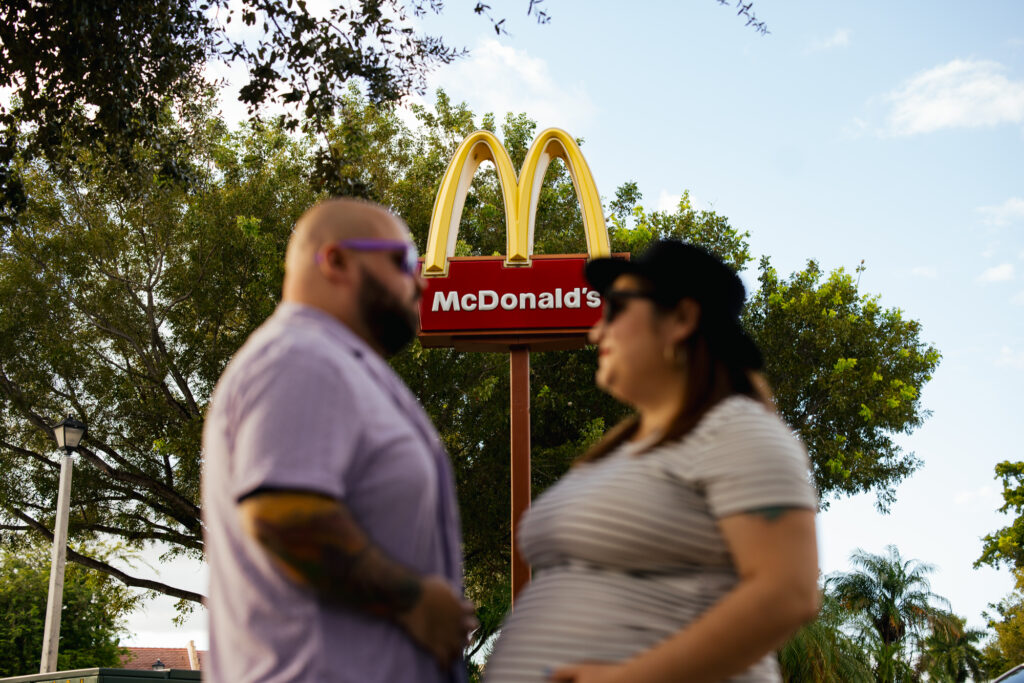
[
  {"x1": 954, "y1": 485, "x2": 1000, "y2": 506},
  {"x1": 997, "y1": 346, "x2": 1024, "y2": 369},
  {"x1": 911, "y1": 266, "x2": 937, "y2": 278},
  {"x1": 203, "y1": 59, "x2": 259, "y2": 128},
  {"x1": 123, "y1": 546, "x2": 208, "y2": 647},
  {"x1": 840, "y1": 116, "x2": 870, "y2": 139},
  {"x1": 808, "y1": 29, "x2": 851, "y2": 52},
  {"x1": 654, "y1": 190, "x2": 709, "y2": 213},
  {"x1": 979, "y1": 197, "x2": 1024, "y2": 226},
  {"x1": 427, "y1": 39, "x2": 594, "y2": 133},
  {"x1": 978, "y1": 263, "x2": 1015, "y2": 282},
  {"x1": 395, "y1": 95, "x2": 426, "y2": 131},
  {"x1": 657, "y1": 191, "x2": 682, "y2": 212},
  {"x1": 885, "y1": 59, "x2": 1024, "y2": 136}
]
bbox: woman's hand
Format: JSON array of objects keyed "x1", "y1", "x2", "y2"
[
  {"x1": 549, "y1": 662, "x2": 627, "y2": 683},
  {"x1": 548, "y1": 510, "x2": 819, "y2": 683}
]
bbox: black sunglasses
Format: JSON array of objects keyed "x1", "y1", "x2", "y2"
[{"x1": 601, "y1": 289, "x2": 659, "y2": 323}]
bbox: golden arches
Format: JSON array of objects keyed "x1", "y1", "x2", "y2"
[{"x1": 422, "y1": 128, "x2": 611, "y2": 277}]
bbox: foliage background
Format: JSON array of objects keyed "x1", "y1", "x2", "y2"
[
  {"x1": 0, "y1": 88, "x2": 945, "y2": 667},
  {"x1": 3, "y1": 1, "x2": 1020, "y2": 672},
  {"x1": 0, "y1": 543, "x2": 139, "y2": 677}
]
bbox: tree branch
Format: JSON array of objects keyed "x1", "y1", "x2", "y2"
[
  {"x1": 0, "y1": 366, "x2": 61, "y2": 436},
  {"x1": 11, "y1": 507, "x2": 205, "y2": 604},
  {"x1": 75, "y1": 521, "x2": 203, "y2": 552},
  {"x1": 75, "y1": 444, "x2": 201, "y2": 532},
  {"x1": 145, "y1": 286, "x2": 200, "y2": 417},
  {"x1": 162, "y1": 451, "x2": 175, "y2": 488},
  {"x1": 0, "y1": 438, "x2": 58, "y2": 470}
]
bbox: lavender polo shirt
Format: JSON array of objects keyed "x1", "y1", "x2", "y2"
[{"x1": 202, "y1": 303, "x2": 466, "y2": 683}]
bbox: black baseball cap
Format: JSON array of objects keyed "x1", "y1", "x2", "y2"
[{"x1": 585, "y1": 239, "x2": 763, "y2": 369}]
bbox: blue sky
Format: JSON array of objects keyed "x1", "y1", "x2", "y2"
[{"x1": 124, "y1": 0, "x2": 1023, "y2": 648}]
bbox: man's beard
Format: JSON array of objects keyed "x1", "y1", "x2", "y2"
[{"x1": 357, "y1": 267, "x2": 419, "y2": 356}]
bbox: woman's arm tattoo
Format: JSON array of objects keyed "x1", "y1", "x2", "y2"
[{"x1": 747, "y1": 506, "x2": 797, "y2": 522}]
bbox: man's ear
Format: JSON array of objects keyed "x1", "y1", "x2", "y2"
[
  {"x1": 669, "y1": 298, "x2": 701, "y2": 344},
  {"x1": 317, "y1": 244, "x2": 356, "y2": 284}
]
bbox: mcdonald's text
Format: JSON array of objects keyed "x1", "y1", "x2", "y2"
[
  {"x1": 431, "y1": 288, "x2": 600, "y2": 312},
  {"x1": 418, "y1": 256, "x2": 602, "y2": 334}
]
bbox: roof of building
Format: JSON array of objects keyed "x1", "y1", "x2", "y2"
[{"x1": 119, "y1": 646, "x2": 207, "y2": 671}]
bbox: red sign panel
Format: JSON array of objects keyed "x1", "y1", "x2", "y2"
[{"x1": 419, "y1": 256, "x2": 601, "y2": 334}]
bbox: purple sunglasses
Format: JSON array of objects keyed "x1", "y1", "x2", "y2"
[{"x1": 318, "y1": 238, "x2": 421, "y2": 277}]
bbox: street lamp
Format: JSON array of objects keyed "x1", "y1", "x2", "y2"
[
  {"x1": 53, "y1": 418, "x2": 86, "y2": 453},
  {"x1": 40, "y1": 416, "x2": 86, "y2": 674}
]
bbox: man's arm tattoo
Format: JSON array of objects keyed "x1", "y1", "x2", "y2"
[{"x1": 243, "y1": 494, "x2": 422, "y2": 618}]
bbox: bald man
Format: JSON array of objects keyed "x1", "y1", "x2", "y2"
[{"x1": 202, "y1": 199, "x2": 474, "y2": 683}]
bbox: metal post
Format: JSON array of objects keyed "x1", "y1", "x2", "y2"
[
  {"x1": 40, "y1": 453, "x2": 73, "y2": 674},
  {"x1": 509, "y1": 347, "x2": 531, "y2": 604}
]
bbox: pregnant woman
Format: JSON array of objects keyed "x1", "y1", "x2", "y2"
[{"x1": 484, "y1": 240, "x2": 820, "y2": 683}]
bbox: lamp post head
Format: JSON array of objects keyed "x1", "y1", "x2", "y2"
[{"x1": 53, "y1": 416, "x2": 87, "y2": 453}]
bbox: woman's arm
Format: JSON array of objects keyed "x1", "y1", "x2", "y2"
[{"x1": 552, "y1": 508, "x2": 819, "y2": 683}]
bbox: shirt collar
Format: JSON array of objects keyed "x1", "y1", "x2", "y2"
[{"x1": 275, "y1": 301, "x2": 375, "y2": 360}]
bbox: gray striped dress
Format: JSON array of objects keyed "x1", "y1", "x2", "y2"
[{"x1": 484, "y1": 395, "x2": 817, "y2": 682}]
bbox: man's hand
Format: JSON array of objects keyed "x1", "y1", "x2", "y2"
[
  {"x1": 240, "y1": 490, "x2": 477, "y2": 667},
  {"x1": 398, "y1": 575, "x2": 478, "y2": 669}
]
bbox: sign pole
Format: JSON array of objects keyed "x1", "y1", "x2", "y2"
[{"x1": 509, "y1": 346, "x2": 531, "y2": 603}]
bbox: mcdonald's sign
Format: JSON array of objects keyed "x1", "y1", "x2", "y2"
[
  {"x1": 418, "y1": 128, "x2": 620, "y2": 350},
  {"x1": 418, "y1": 128, "x2": 622, "y2": 599}
]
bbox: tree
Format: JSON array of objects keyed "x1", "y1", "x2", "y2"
[
  {"x1": 0, "y1": 1, "x2": 777, "y2": 213},
  {"x1": 0, "y1": 90, "x2": 940, "y2": 653},
  {"x1": 0, "y1": 0, "x2": 551, "y2": 213},
  {"x1": 779, "y1": 557, "x2": 982, "y2": 683},
  {"x1": 977, "y1": 461, "x2": 1024, "y2": 570},
  {"x1": 0, "y1": 97, "x2": 317, "y2": 602},
  {"x1": 974, "y1": 457, "x2": 1024, "y2": 678},
  {"x1": 0, "y1": 543, "x2": 139, "y2": 677},
  {"x1": 917, "y1": 614, "x2": 986, "y2": 683},
  {"x1": 980, "y1": 567, "x2": 1024, "y2": 678},
  {"x1": 607, "y1": 197, "x2": 939, "y2": 511},
  {"x1": 745, "y1": 261, "x2": 940, "y2": 510},
  {"x1": 829, "y1": 546, "x2": 952, "y2": 682},
  {"x1": 778, "y1": 590, "x2": 874, "y2": 682}
]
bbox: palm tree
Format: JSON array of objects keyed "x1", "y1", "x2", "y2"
[
  {"x1": 829, "y1": 545, "x2": 950, "y2": 682},
  {"x1": 779, "y1": 590, "x2": 874, "y2": 682},
  {"x1": 917, "y1": 613, "x2": 986, "y2": 682}
]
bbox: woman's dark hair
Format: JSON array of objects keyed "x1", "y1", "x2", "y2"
[{"x1": 577, "y1": 240, "x2": 772, "y2": 463}]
